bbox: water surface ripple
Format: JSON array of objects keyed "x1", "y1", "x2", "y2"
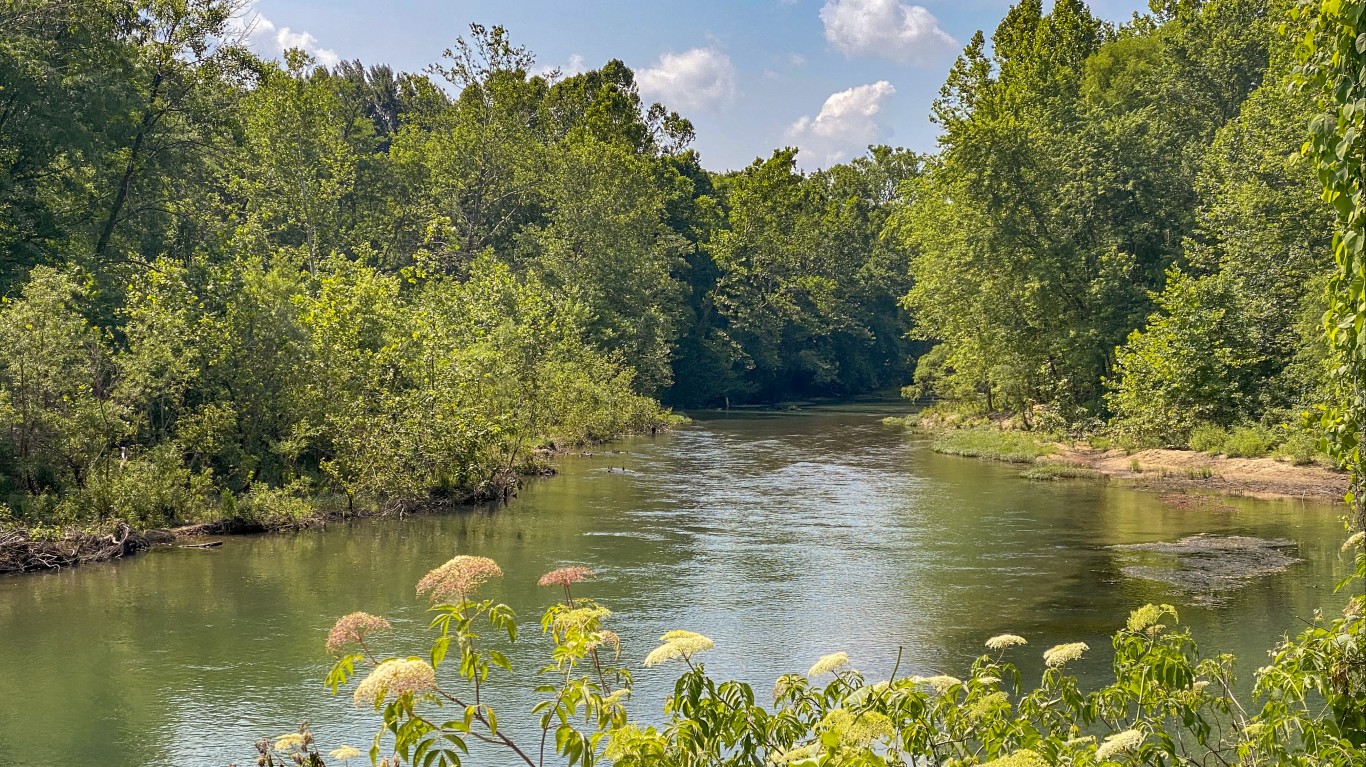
[{"x1": 0, "y1": 405, "x2": 1351, "y2": 766}]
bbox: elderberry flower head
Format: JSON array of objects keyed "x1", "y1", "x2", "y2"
[
  {"x1": 1095, "y1": 729, "x2": 1144, "y2": 761},
  {"x1": 326, "y1": 612, "x2": 391, "y2": 655},
  {"x1": 807, "y1": 651, "x2": 850, "y2": 677},
  {"x1": 643, "y1": 630, "x2": 715, "y2": 667},
  {"x1": 538, "y1": 566, "x2": 595, "y2": 587},
  {"x1": 417, "y1": 555, "x2": 502, "y2": 603},
  {"x1": 353, "y1": 658, "x2": 437, "y2": 707},
  {"x1": 985, "y1": 633, "x2": 1028, "y2": 651},
  {"x1": 1043, "y1": 642, "x2": 1089, "y2": 668}
]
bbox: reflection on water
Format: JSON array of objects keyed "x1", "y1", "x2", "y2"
[{"x1": 0, "y1": 405, "x2": 1353, "y2": 766}]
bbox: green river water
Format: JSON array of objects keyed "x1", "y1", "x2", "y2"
[{"x1": 0, "y1": 405, "x2": 1354, "y2": 766}]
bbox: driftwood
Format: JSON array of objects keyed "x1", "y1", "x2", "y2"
[
  {"x1": 177, "y1": 540, "x2": 223, "y2": 549},
  {"x1": 0, "y1": 523, "x2": 151, "y2": 574}
]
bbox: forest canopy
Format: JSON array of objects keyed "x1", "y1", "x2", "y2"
[{"x1": 0, "y1": 0, "x2": 1343, "y2": 527}]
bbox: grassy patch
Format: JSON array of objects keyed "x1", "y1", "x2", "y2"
[
  {"x1": 931, "y1": 429, "x2": 1056, "y2": 463},
  {"x1": 1021, "y1": 462, "x2": 1103, "y2": 481}
]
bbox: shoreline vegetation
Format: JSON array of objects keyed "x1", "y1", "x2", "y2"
[
  {"x1": 888, "y1": 411, "x2": 1350, "y2": 502},
  {"x1": 0, "y1": 417, "x2": 682, "y2": 575}
]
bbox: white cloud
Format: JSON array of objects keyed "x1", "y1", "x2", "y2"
[
  {"x1": 275, "y1": 26, "x2": 340, "y2": 67},
  {"x1": 820, "y1": 0, "x2": 956, "y2": 65},
  {"x1": 786, "y1": 81, "x2": 896, "y2": 167},
  {"x1": 534, "y1": 53, "x2": 587, "y2": 80},
  {"x1": 229, "y1": 5, "x2": 339, "y2": 69},
  {"x1": 636, "y1": 47, "x2": 738, "y2": 111}
]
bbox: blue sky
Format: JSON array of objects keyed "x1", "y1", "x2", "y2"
[{"x1": 239, "y1": 1, "x2": 1151, "y2": 171}]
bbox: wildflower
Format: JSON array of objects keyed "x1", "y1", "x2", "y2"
[
  {"x1": 643, "y1": 630, "x2": 715, "y2": 667},
  {"x1": 912, "y1": 674, "x2": 962, "y2": 694},
  {"x1": 845, "y1": 680, "x2": 888, "y2": 706},
  {"x1": 1043, "y1": 642, "x2": 1088, "y2": 668},
  {"x1": 1095, "y1": 729, "x2": 1144, "y2": 761},
  {"x1": 330, "y1": 745, "x2": 362, "y2": 764},
  {"x1": 1064, "y1": 736, "x2": 1096, "y2": 748},
  {"x1": 325, "y1": 612, "x2": 392, "y2": 655},
  {"x1": 975, "y1": 674, "x2": 1002, "y2": 685},
  {"x1": 816, "y1": 708, "x2": 894, "y2": 747},
  {"x1": 1126, "y1": 604, "x2": 1174, "y2": 633},
  {"x1": 985, "y1": 633, "x2": 1027, "y2": 651},
  {"x1": 353, "y1": 658, "x2": 437, "y2": 707},
  {"x1": 1191, "y1": 680, "x2": 1210, "y2": 692},
  {"x1": 807, "y1": 651, "x2": 850, "y2": 677},
  {"x1": 538, "y1": 566, "x2": 595, "y2": 587},
  {"x1": 981, "y1": 749, "x2": 1050, "y2": 767},
  {"x1": 273, "y1": 734, "x2": 306, "y2": 752},
  {"x1": 416, "y1": 555, "x2": 502, "y2": 603},
  {"x1": 1343, "y1": 531, "x2": 1365, "y2": 552},
  {"x1": 966, "y1": 691, "x2": 1009, "y2": 723},
  {"x1": 553, "y1": 605, "x2": 612, "y2": 634}
]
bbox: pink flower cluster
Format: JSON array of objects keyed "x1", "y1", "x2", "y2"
[
  {"x1": 417, "y1": 555, "x2": 503, "y2": 602},
  {"x1": 325, "y1": 612, "x2": 392, "y2": 655},
  {"x1": 537, "y1": 566, "x2": 595, "y2": 588}
]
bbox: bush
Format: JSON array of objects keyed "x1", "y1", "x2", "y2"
[
  {"x1": 1187, "y1": 423, "x2": 1279, "y2": 458},
  {"x1": 1223, "y1": 425, "x2": 1276, "y2": 457},
  {"x1": 1276, "y1": 430, "x2": 1328, "y2": 466},
  {"x1": 238, "y1": 481, "x2": 316, "y2": 527},
  {"x1": 1188, "y1": 423, "x2": 1228, "y2": 453},
  {"x1": 79, "y1": 444, "x2": 215, "y2": 527}
]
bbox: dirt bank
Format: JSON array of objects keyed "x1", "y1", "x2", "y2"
[{"x1": 1052, "y1": 445, "x2": 1349, "y2": 501}]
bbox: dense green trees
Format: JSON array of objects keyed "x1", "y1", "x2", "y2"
[
  {"x1": 3, "y1": 0, "x2": 1362, "y2": 527},
  {"x1": 0, "y1": 2, "x2": 913, "y2": 526},
  {"x1": 895, "y1": 0, "x2": 1339, "y2": 454},
  {"x1": 1107, "y1": 28, "x2": 1333, "y2": 445}
]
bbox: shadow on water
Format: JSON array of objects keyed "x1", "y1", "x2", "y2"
[{"x1": 0, "y1": 404, "x2": 1353, "y2": 766}]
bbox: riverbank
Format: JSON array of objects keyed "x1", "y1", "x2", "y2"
[
  {"x1": 896, "y1": 420, "x2": 1349, "y2": 502},
  {"x1": 0, "y1": 413, "x2": 690, "y2": 576},
  {"x1": 1054, "y1": 445, "x2": 1349, "y2": 501},
  {"x1": 0, "y1": 471, "x2": 527, "y2": 576}
]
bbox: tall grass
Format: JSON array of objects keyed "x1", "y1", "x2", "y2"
[{"x1": 931, "y1": 429, "x2": 1056, "y2": 463}]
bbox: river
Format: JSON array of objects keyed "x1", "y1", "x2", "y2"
[{"x1": 0, "y1": 405, "x2": 1354, "y2": 766}]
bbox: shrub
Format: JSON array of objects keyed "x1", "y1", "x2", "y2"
[
  {"x1": 1223, "y1": 425, "x2": 1276, "y2": 458},
  {"x1": 1188, "y1": 423, "x2": 1228, "y2": 453},
  {"x1": 238, "y1": 481, "x2": 316, "y2": 526},
  {"x1": 79, "y1": 444, "x2": 215, "y2": 527},
  {"x1": 1275, "y1": 429, "x2": 1330, "y2": 466}
]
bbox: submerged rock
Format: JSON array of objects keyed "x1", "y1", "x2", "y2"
[{"x1": 1109, "y1": 534, "x2": 1300, "y2": 605}]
